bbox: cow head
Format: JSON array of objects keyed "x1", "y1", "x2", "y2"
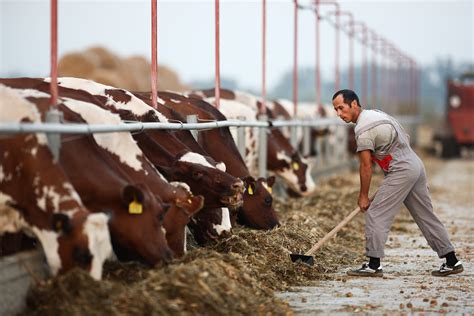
[
  {"x1": 166, "y1": 152, "x2": 243, "y2": 209},
  {"x1": 163, "y1": 182, "x2": 204, "y2": 257},
  {"x1": 108, "y1": 184, "x2": 172, "y2": 265},
  {"x1": 239, "y1": 176, "x2": 279, "y2": 229},
  {"x1": 270, "y1": 150, "x2": 315, "y2": 196},
  {"x1": 51, "y1": 211, "x2": 112, "y2": 280},
  {"x1": 187, "y1": 207, "x2": 232, "y2": 245}
]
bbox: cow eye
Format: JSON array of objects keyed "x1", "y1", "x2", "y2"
[
  {"x1": 158, "y1": 211, "x2": 165, "y2": 222},
  {"x1": 264, "y1": 196, "x2": 273, "y2": 205},
  {"x1": 73, "y1": 247, "x2": 93, "y2": 266}
]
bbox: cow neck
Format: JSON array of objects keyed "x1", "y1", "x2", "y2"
[{"x1": 158, "y1": 91, "x2": 249, "y2": 178}]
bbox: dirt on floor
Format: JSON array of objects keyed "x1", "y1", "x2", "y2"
[{"x1": 20, "y1": 151, "x2": 472, "y2": 315}]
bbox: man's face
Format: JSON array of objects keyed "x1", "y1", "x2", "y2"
[{"x1": 332, "y1": 94, "x2": 357, "y2": 123}]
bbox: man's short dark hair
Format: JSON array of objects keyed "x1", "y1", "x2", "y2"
[{"x1": 332, "y1": 89, "x2": 361, "y2": 107}]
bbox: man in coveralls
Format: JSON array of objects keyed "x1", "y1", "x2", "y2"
[{"x1": 332, "y1": 89, "x2": 463, "y2": 277}]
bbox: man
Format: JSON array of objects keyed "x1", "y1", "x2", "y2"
[{"x1": 332, "y1": 89, "x2": 463, "y2": 277}]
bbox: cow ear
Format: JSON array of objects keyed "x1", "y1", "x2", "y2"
[
  {"x1": 122, "y1": 185, "x2": 145, "y2": 204},
  {"x1": 243, "y1": 176, "x2": 256, "y2": 186},
  {"x1": 52, "y1": 213, "x2": 73, "y2": 235},
  {"x1": 291, "y1": 152, "x2": 300, "y2": 161},
  {"x1": 266, "y1": 176, "x2": 276, "y2": 187}
]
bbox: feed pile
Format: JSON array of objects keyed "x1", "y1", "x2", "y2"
[{"x1": 22, "y1": 172, "x2": 381, "y2": 315}]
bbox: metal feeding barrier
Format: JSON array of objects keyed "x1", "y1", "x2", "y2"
[
  {"x1": 0, "y1": 116, "x2": 346, "y2": 177},
  {"x1": 0, "y1": 114, "x2": 420, "y2": 177}
]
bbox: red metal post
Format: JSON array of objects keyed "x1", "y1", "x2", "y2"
[
  {"x1": 353, "y1": 22, "x2": 368, "y2": 106},
  {"x1": 323, "y1": 3, "x2": 340, "y2": 91},
  {"x1": 369, "y1": 30, "x2": 378, "y2": 109},
  {"x1": 314, "y1": 0, "x2": 321, "y2": 107},
  {"x1": 150, "y1": 0, "x2": 158, "y2": 109},
  {"x1": 293, "y1": 0, "x2": 298, "y2": 116},
  {"x1": 333, "y1": 11, "x2": 354, "y2": 90},
  {"x1": 261, "y1": 0, "x2": 267, "y2": 115},
  {"x1": 214, "y1": 0, "x2": 221, "y2": 109},
  {"x1": 50, "y1": 0, "x2": 58, "y2": 107},
  {"x1": 379, "y1": 38, "x2": 390, "y2": 111}
]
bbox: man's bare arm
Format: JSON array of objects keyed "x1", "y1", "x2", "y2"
[{"x1": 358, "y1": 150, "x2": 372, "y2": 211}]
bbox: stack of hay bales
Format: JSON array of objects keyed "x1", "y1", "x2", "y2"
[{"x1": 58, "y1": 46, "x2": 189, "y2": 92}]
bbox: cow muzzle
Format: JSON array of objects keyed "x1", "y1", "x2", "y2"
[{"x1": 220, "y1": 191, "x2": 244, "y2": 208}]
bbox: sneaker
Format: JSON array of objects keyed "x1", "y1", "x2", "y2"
[
  {"x1": 431, "y1": 261, "x2": 464, "y2": 277},
  {"x1": 347, "y1": 263, "x2": 383, "y2": 277}
]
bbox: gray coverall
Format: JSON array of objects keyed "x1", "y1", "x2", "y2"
[{"x1": 355, "y1": 110, "x2": 455, "y2": 258}]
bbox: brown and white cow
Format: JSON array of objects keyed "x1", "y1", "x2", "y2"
[
  {"x1": 189, "y1": 89, "x2": 316, "y2": 197},
  {"x1": 145, "y1": 90, "x2": 280, "y2": 229},
  {"x1": 38, "y1": 77, "x2": 237, "y2": 247},
  {"x1": 1, "y1": 79, "x2": 175, "y2": 265},
  {"x1": 0, "y1": 84, "x2": 112, "y2": 279},
  {"x1": 269, "y1": 99, "x2": 341, "y2": 157},
  {"x1": 49, "y1": 77, "x2": 243, "y2": 210}
]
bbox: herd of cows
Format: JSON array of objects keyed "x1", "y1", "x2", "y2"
[{"x1": 0, "y1": 77, "x2": 340, "y2": 280}]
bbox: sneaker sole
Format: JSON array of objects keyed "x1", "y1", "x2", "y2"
[
  {"x1": 347, "y1": 271, "x2": 384, "y2": 278},
  {"x1": 431, "y1": 266, "x2": 464, "y2": 277}
]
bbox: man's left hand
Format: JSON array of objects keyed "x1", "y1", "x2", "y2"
[{"x1": 358, "y1": 195, "x2": 371, "y2": 212}]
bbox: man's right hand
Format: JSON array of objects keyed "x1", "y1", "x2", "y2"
[{"x1": 358, "y1": 195, "x2": 371, "y2": 212}]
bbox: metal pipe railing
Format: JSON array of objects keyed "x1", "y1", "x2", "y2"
[{"x1": 0, "y1": 118, "x2": 344, "y2": 135}]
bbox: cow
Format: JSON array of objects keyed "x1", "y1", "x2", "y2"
[
  {"x1": 1, "y1": 79, "x2": 174, "y2": 265},
  {"x1": 34, "y1": 77, "x2": 238, "y2": 246},
  {"x1": 268, "y1": 99, "x2": 343, "y2": 158},
  {"x1": 48, "y1": 77, "x2": 243, "y2": 210},
  {"x1": 141, "y1": 90, "x2": 280, "y2": 229},
  {"x1": 189, "y1": 89, "x2": 316, "y2": 197},
  {"x1": 0, "y1": 84, "x2": 112, "y2": 279}
]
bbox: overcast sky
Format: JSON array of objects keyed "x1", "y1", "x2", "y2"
[{"x1": 1, "y1": 0, "x2": 473, "y2": 89}]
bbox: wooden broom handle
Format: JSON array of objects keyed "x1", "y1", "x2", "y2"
[{"x1": 304, "y1": 192, "x2": 377, "y2": 256}]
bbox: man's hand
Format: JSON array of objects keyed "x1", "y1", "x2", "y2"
[{"x1": 358, "y1": 194, "x2": 371, "y2": 212}]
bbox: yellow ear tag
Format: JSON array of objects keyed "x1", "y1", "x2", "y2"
[
  {"x1": 129, "y1": 199, "x2": 143, "y2": 215},
  {"x1": 247, "y1": 186, "x2": 254, "y2": 195},
  {"x1": 268, "y1": 187, "x2": 273, "y2": 194},
  {"x1": 292, "y1": 162, "x2": 300, "y2": 170}
]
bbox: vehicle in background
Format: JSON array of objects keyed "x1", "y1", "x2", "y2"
[{"x1": 433, "y1": 72, "x2": 474, "y2": 158}]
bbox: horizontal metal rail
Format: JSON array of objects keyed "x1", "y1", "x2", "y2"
[{"x1": 0, "y1": 116, "x2": 420, "y2": 135}]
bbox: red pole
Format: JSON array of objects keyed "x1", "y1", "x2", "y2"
[
  {"x1": 50, "y1": 0, "x2": 58, "y2": 107},
  {"x1": 335, "y1": 4, "x2": 340, "y2": 91},
  {"x1": 214, "y1": 0, "x2": 221, "y2": 109},
  {"x1": 150, "y1": 0, "x2": 158, "y2": 109},
  {"x1": 314, "y1": 0, "x2": 339, "y2": 104},
  {"x1": 324, "y1": 4, "x2": 341, "y2": 91},
  {"x1": 293, "y1": 0, "x2": 298, "y2": 116},
  {"x1": 261, "y1": 0, "x2": 267, "y2": 115},
  {"x1": 353, "y1": 22, "x2": 368, "y2": 106},
  {"x1": 315, "y1": 0, "x2": 321, "y2": 107},
  {"x1": 332, "y1": 11, "x2": 354, "y2": 90},
  {"x1": 380, "y1": 39, "x2": 390, "y2": 111},
  {"x1": 369, "y1": 30, "x2": 377, "y2": 109}
]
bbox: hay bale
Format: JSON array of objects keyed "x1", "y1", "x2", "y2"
[
  {"x1": 88, "y1": 69, "x2": 126, "y2": 89},
  {"x1": 85, "y1": 46, "x2": 121, "y2": 70},
  {"x1": 57, "y1": 52, "x2": 96, "y2": 78},
  {"x1": 58, "y1": 46, "x2": 189, "y2": 92}
]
